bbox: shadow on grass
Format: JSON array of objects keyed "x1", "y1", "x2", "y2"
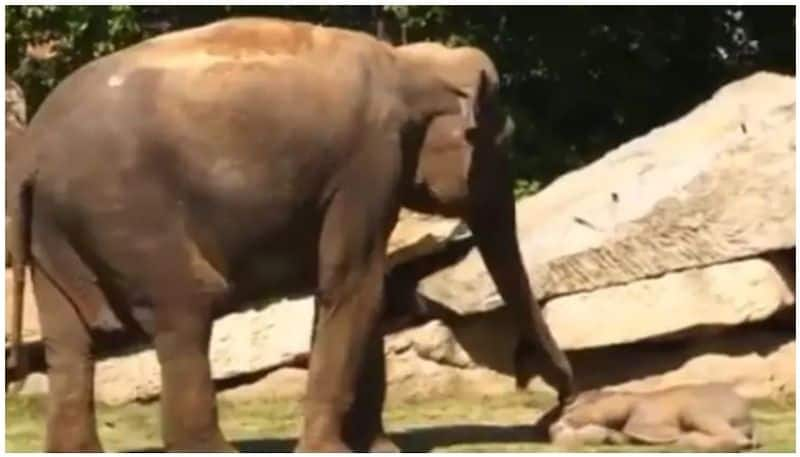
[
  {"x1": 129, "y1": 425, "x2": 542, "y2": 452},
  {"x1": 131, "y1": 413, "x2": 555, "y2": 453},
  {"x1": 133, "y1": 424, "x2": 541, "y2": 453},
  {"x1": 394, "y1": 423, "x2": 544, "y2": 452}
]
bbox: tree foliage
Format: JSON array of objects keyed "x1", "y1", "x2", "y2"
[
  {"x1": 5, "y1": 5, "x2": 795, "y2": 194},
  {"x1": 6, "y1": 6, "x2": 142, "y2": 108}
]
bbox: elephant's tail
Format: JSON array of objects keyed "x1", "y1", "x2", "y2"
[{"x1": 7, "y1": 164, "x2": 34, "y2": 388}]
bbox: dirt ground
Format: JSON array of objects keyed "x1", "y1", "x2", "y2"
[{"x1": 5, "y1": 391, "x2": 796, "y2": 452}]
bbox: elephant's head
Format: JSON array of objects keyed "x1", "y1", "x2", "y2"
[
  {"x1": 394, "y1": 43, "x2": 513, "y2": 217},
  {"x1": 394, "y1": 42, "x2": 575, "y2": 405},
  {"x1": 389, "y1": 45, "x2": 477, "y2": 145}
]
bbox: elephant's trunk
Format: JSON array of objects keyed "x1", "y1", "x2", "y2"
[{"x1": 467, "y1": 154, "x2": 575, "y2": 405}]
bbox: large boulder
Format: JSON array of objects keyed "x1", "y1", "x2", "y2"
[
  {"x1": 544, "y1": 253, "x2": 794, "y2": 349},
  {"x1": 13, "y1": 297, "x2": 315, "y2": 405},
  {"x1": 385, "y1": 71, "x2": 795, "y2": 397},
  {"x1": 218, "y1": 324, "x2": 795, "y2": 403},
  {"x1": 90, "y1": 297, "x2": 314, "y2": 405},
  {"x1": 4, "y1": 269, "x2": 38, "y2": 344},
  {"x1": 388, "y1": 209, "x2": 460, "y2": 253},
  {"x1": 420, "y1": 71, "x2": 794, "y2": 315},
  {"x1": 418, "y1": 72, "x2": 795, "y2": 324},
  {"x1": 6, "y1": 208, "x2": 455, "y2": 403}
]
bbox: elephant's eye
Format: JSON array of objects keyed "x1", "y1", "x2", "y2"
[{"x1": 465, "y1": 126, "x2": 480, "y2": 144}]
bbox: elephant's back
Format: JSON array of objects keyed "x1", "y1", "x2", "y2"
[
  {"x1": 26, "y1": 17, "x2": 401, "y2": 236},
  {"x1": 31, "y1": 17, "x2": 389, "y2": 128},
  {"x1": 687, "y1": 383, "x2": 751, "y2": 420},
  {"x1": 27, "y1": 17, "x2": 388, "y2": 175},
  {"x1": 127, "y1": 17, "x2": 380, "y2": 64},
  {"x1": 394, "y1": 42, "x2": 500, "y2": 93}
]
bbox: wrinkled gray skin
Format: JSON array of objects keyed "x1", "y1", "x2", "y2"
[{"x1": 7, "y1": 20, "x2": 573, "y2": 453}]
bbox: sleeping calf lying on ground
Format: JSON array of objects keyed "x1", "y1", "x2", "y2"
[{"x1": 549, "y1": 383, "x2": 757, "y2": 451}]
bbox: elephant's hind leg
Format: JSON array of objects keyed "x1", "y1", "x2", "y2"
[
  {"x1": 680, "y1": 414, "x2": 755, "y2": 451},
  {"x1": 675, "y1": 431, "x2": 751, "y2": 452},
  {"x1": 149, "y1": 250, "x2": 234, "y2": 452},
  {"x1": 153, "y1": 305, "x2": 233, "y2": 452},
  {"x1": 31, "y1": 259, "x2": 102, "y2": 451}
]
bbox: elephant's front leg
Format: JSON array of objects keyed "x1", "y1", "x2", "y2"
[
  {"x1": 310, "y1": 304, "x2": 398, "y2": 452},
  {"x1": 296, "y1": 199, "x2": 392, "y2": 451},
  {"x1": 342, "y1": 334, "x2": 399, "y2": 452}
]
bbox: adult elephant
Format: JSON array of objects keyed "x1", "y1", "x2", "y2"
[
  {"x1": 7, "y1": 19, "x2": 573, "y2": 453},
  {"x1": 8, "y1": 17, "x2": 468, "y2": 452},
  {"x1": 312, "y1": 41, "x2": 576, "y2": 452}
]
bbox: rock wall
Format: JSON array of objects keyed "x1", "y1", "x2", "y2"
[
  {"x1": 394, "y1": 71, "x2": 795, "y2": 399},
  {"x1": 6, "y1": 72, "x2": 795, "y2": 405},
  {"x1": 7, "y1": 294, "x2": 315, "y2": 405},
  {"x1": 419, "y1": 71, "x2": 795, "y2": 315}
]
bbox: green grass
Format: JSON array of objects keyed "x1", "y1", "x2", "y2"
[{"x1": 5, "y1": 392, "x2": 796, "y2": 452}]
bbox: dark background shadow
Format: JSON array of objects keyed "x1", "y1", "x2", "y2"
[{"x1": 131, "y1": 421, "x2": 551, "y2": 453}]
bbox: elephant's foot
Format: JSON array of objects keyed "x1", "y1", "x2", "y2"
[
  {"x1": 165, "y1": 433, "x2": 236, "y2": 452},
  {"x1": 369, "y1": 433, "x2": 400, "y2": 452},
  {"x1": 44, "y1": 415, "x2": 103, "y2": 452},
  {"x1": 294, "y1": 437, "x2": 351, "y2": 452},
  {"x1": 297, "y1": 408, "x2": 352, "y2": 452},
  {"x1": 214, "y1": 442, "x2": 239, "y2": 453},
  {"x1": 45, "y1": 436, "x2": 103, "y2": 453}
]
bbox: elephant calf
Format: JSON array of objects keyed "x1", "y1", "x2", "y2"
[{"x1": 549, "y1": 383, "x2": 757, "y2": 451}]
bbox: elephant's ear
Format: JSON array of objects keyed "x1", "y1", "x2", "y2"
[
  {"x1": 396, "y1": 51, "x2": 472, "y2": 123},
  {"x1": 440, "y1": 79, "x2": 474, "y2": 123},
  {"x1": 458, "y1": 95, "x2": 477, "y2": 129},
  {"x1": 466, "y1": 69, "x2": 491, "y2": 129},
  {"x1": 404, "y1": 72, "x2": 470, "y2": 123},
  {"x1": 457, "y1": 69, "x2": 492, "y2": 131},
  {"x1": 468, "y1": 69, "x2": 514, "y2": 145}
]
